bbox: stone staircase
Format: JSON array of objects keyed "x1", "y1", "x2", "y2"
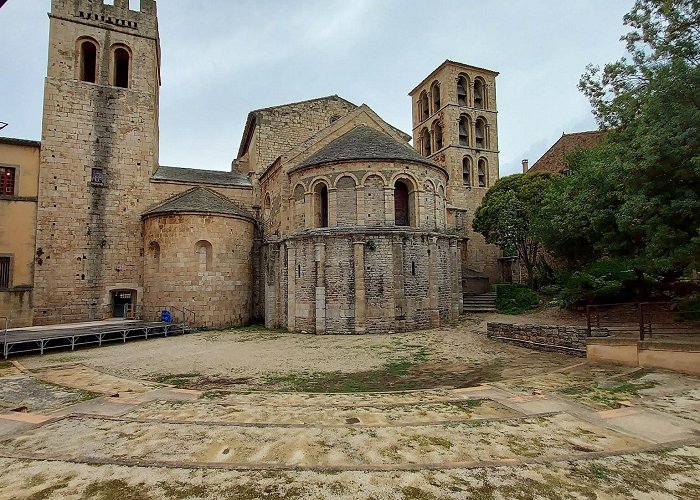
[{"x1": 463, "y1": 291, "x2": 497, "y2": 313}]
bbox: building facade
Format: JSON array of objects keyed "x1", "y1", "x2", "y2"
[{"x1": 0, "y1": 0, "x2": 502, "y2": 333}]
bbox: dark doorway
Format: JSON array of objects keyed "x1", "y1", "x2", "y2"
[
  {"x1": 112, "y1": 290, "x2": 134, "y2": 318},
  {"x1": 395, "y1": 181, "x2": 410, "y2": 226}
]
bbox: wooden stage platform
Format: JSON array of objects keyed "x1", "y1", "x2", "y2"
[{"x1": 1, "y1": 320, "x2": 192, "y2": 359}]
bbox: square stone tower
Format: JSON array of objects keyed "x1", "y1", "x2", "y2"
[
  {"x1": 409, "y1": 60, "x2": 501, "y2": 287},
  {"x1": 34, "y1": 0, "x2": 161, "y2": 320}
]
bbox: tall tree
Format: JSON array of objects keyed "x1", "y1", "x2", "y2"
[
  {"x1": 541, "y1": 0, "x2": 700, "y2": 278},
  {"x1": 473, "y1": 172, "x2": 554, "y2": 286}
]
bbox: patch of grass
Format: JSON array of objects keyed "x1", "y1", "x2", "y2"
[
  {"x1": 401, "y1": 486, "x2": 439, "y2": 499},
  {"x1": 262, "y1": 358, "x2": 498, "y2": 393},
  {"x1": 415, "y1": 435, "x2": 454, "y2": 450},
  {"x1": 199, "y1": 389, "x2": 224, "y2": 400},
  {"x1": 151, "y1": 373, "x2": 201, "y2": 387},
  {"x1": 26, "y1": 480, "x2": 70, "y2": 500},
  {"x1": 81, "y1": 479, "x2": 149, "y2": 500},
  {"x1": 606, "y1": 381, "x2": 658, "y2": 394}
]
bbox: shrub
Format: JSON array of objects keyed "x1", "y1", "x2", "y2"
[
  {"x1": 557, "y1": 259, "x2": 644, "y2": 307},
  {"x1": 496, "y1": 284, "x2": 540, "y2": 315}
]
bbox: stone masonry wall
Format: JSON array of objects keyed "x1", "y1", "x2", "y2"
[
  {"x1": 250, "y1": 97, "x2": 357, "y2": 172},
  {"x1": 487, "y1": 322, "x2": 609, "y2": 355},
  {"x1": 34, "y1": 1, "x2": 160, "y2": 317},
  {"x1": 266, "y1": 230, "x2": 461, "y2": 335},
  {"x1": 143, "y1": 213, "x2": 254, "y2": 328}
]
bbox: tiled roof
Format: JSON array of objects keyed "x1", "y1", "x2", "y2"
[
  {"x1": 0, "y1": 137, "x2": 40, "y2": 148},
  {"x1": 295, "y1": 126, "x2": 437, "y2": 170},
  {"x1": 152, "y1": 165, "x2": 252, "y2": 187},
  {"x1": 143, "y1": 187, "x2": 254, "y2": 220},
  {"x1": 529, "y1": 131, "x2": 607, "y2": 174}
]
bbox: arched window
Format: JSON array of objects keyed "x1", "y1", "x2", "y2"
[
  {"x1": 79, "y1": 39, "x2": 98, "y2": 83},
  {"x1": 462, "y1": 157, "x2": 472, "y2": 186},
  {"x1": 478, "y1": 159, "x2": 487, "y2": 187},
  {"x1": 459, "y1": 115, "x2": 470, "y2": 146},
  {"x1": 421, "y1": 128, "x2": 431, "y2": 157},
  {"x1": 419, "y1": 91, "x2": 429, "y2": 122},
  {"x1": 314, "y1": 183, "x2": 329, "y2": 228},
  {"x1": 474, "y1": 79, "x2": 485, "y2": 109},
  {"x1": 148, "y1": 241, "x2": 160, "y2": 272},
  {"x1": 263, "y1": 193, "x2": 271, "y2": 220},
  {"x1": 432, "y1": 121, "x2": 443, "y2": 151},
  {"x1": 431, "y1": 81, "x2": 441, "y2": 113},
  {"x1": 475, "y1": 118, "x2": 487, "y2": 149},
  {"x1": 195, "y1": 240, "x2": 213, "y2": 272},
  {"x1": 112, "y1": 46, "x2": 131, "y2": 88},
  {"x1": 457, "y1": 76, "x2": 469, "y2": 107},
  {"x1": 394, "y1": 180, "x2": 410, "y2": 226}
]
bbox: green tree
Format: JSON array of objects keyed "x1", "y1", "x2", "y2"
[
  {"x1": 473, "y1": 172, "x2": 554, "y2": 286},
  {"x1": 540, "y1": 0, "x2": 700, "y2": 284}
]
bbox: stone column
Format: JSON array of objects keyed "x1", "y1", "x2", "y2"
[
  {"x1": 355, "y1": 185, "x2": 365, "y2": 226},
  {"x1": 449, "y1": 239, "x2": 461, "y2": 321},
  {"x1": 286, "y1": 244, "x2": 296, "y2": 331},
  {"x1": 384, "y1": 187, "x2": 395, "y2": 226},
  {"x1": 393, "y1": 239, "x2": 405, "y2": 332},
  {"x1": 417, "y1": 187, "x2": 426, "y2": 229},
  {"x1": 328, "y1": 188, "x2": 338, "y2": 227},
  {"x1": 304, "y1": 191, "x2": 313, "y2": 229},
  {"x1": 264, "y1": 246, "x2": 277, "y2": 329},
  {"x1": 314, "y1": 242, "x2": 326, "y2": 335},
  {"x1": 428, "y1": 236, "x2": 440, "y2": 327},
  {"x1": 353, "y1": 241, "x2": 366, "y2": 334}
]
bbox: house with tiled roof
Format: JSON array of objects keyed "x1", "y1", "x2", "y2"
[{"x1": 528, "y1": 130, "x2": 607, "y2": 174}]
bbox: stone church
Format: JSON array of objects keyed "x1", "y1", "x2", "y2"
[{"x1": 0, "y1": 0, "x2": 502, "y2": 334}]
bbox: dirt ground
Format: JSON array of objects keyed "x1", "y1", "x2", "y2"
[{"x1": 0, "y1": 313, "x2": 698, "y2": 499}]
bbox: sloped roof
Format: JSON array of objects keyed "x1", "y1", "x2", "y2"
[
  {"x1": 0, "y1": 136, "x2": 40, "y2": 148},
  {"x1": 152, "y1": 165, "x2": 251, "y2": 187},
  {"x1": 143, "y1": 187, "x2": 254, "y2": 220},
  {"x1": 530, "y1": 131, "x2": 607, "y2": 174},
  {"x1": 294, "y1": 125, "x2": 437, "y2": 170}
]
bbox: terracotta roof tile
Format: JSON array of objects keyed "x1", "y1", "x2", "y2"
[{"x1": 530, "y1": 131, "x2": 607, "y2": 174}]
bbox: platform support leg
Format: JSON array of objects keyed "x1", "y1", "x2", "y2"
[{"x1": 70, "y1": 337, "x2": 76, "y2": 351}]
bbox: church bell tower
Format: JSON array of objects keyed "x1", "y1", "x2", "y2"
[{"x1": 34, "y1": 0, "x2": 161, "y2": 319}]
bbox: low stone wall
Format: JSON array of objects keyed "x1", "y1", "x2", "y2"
[{"x1": 487, "y1": 322, "x2": 608, "y2": 356}]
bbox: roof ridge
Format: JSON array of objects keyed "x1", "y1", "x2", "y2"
[
  {"x1": 158, "y1": 165, "x2": 233, "y2": 175},
  {"x1": 294, "y1": 124, "x2": 439, "y2": 171},
  {"x1": 251, "y1": 95, "x2": 357, "y2": 114},
  {"x1": 146, "y1": 186, "x2": 199, "y2": 212}
]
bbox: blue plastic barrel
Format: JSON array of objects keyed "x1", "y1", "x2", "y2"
[{"x1": 160, "y1": 310, "x2": 172, "y2": 323}]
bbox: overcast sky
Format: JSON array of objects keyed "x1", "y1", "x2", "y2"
[{"x1": 1, "y1": 0, "x2": 634, "y2": 176}]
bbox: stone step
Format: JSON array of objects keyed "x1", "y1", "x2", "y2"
[
  {"x1": 6, "y1": 412, "x2": 648, "y2": 468},
  {"x1": 121, "y1": 398, "x2": 518, "y2": 426}
]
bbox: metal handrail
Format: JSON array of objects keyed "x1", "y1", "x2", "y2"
[{"x1": 1, "y1": 317, "x2": 8, "y2": 359}]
